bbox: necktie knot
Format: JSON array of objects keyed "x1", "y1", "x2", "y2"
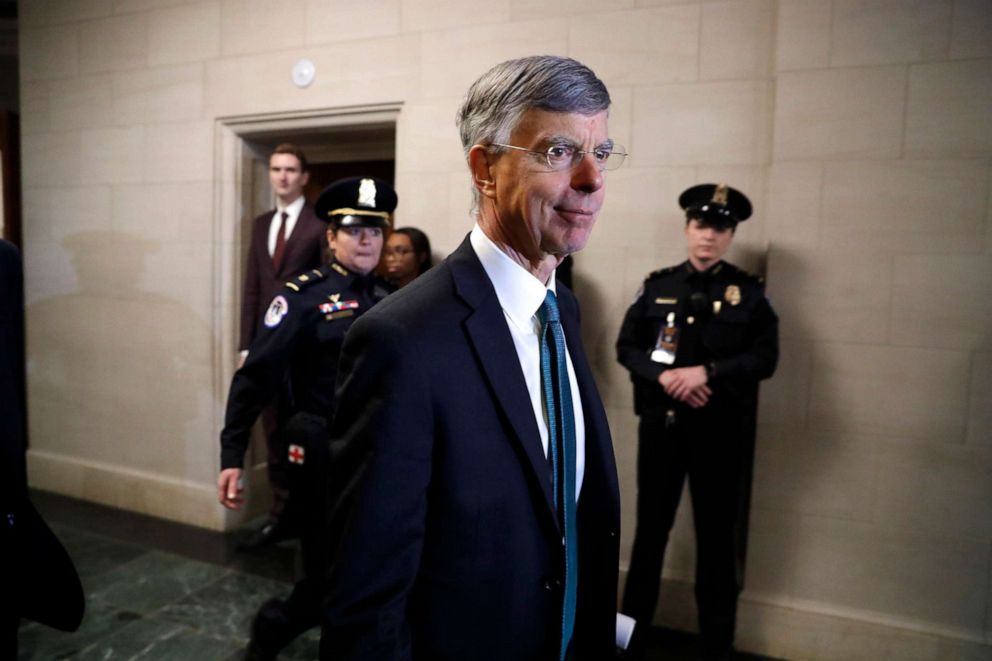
[{"x1": 539, "y1": 290, "x2": 560, "y2": 326}]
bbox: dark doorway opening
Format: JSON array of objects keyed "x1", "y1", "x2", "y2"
[{"x1": 304, "y1": 159, "x2": 394, "y2": 205}]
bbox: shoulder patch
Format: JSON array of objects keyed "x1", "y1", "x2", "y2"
[{"x1": 264, "y1": 295, "x2": 289, "y2": 327}]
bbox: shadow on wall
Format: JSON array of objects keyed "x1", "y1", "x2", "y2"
[
  {"x1": 25, "y1": 231, "x2": 213, "y2": 486},
  {"x1": 741, "y1": 243, "x2": 843, "y2": 650}
]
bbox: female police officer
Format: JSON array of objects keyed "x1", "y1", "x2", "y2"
[
  {"x1": 217, "y1": 176, "x2": 397, "y2": 660},
  {"x1": 617, "y1": 184, "x2": 778, "y2": 661}
]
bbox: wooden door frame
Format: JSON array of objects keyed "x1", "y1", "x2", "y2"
[
  {"x1": 0, "y1": 110, "x2": 20, "y2": 246},
  {"x1": 211, "y1": 103, "x2": 400, "y2": 526}
]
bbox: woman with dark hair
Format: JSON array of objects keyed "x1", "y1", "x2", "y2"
[{"x1": 383, "y1": 226, "x2": 432, "y2": 288}]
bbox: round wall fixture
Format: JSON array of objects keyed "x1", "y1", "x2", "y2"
[{"x1": 292, "y1": 59, "x2": 316, "y2": 88}]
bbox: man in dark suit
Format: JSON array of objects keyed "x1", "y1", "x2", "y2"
[
  {"x1": 1, "y1": 240, "x2": 84, "y2": 656},
  {"x1": 320, "y1": 56, "x2": 626, "y2": 661},
  {"x1": 239, "y1": 143, "x2": 326, "y2": 546}
]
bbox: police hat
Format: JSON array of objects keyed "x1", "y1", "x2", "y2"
[
  {"x1": 678, "y1": 183, "x2": 752, "y2": 229},
  {"x1": 314, "y1": 176, "x2": 397, "y2": 230}
]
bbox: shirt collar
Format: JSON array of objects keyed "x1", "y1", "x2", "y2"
[
  {"x1": 470, "y1": 224, "x2": 556, "y2": 332},
  {"x1": 277, "y1": 195, "x2": 305, "y2": 217},
  {"x1": 686, "y1": 259, "x2": 724, "y2": 276}
]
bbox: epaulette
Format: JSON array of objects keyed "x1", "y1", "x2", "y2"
[
  {"x1": 719, "y1": 262, "x2": 765, "y2": 285},
  {"x1": 284, "y1": 268, "x2": 327, "y2": 293},
  {"x1": 646, "y1": 265, "x2": 679, "y2": 280}
]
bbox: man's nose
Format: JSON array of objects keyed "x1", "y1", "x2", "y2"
[{"x1": 570, "y1": 153, "x2": 604, "y2": 192}]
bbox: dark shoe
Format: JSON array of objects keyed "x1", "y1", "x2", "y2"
[
  {"x1": 617, "y1": 627, "x2": 647, "y2": 660},
  {"x1": 701, "y1": 643, "x2": 735, "y2": 661},
  {"x1": 245, "y1": 598, "x2": 292, "y2": 660},
  {"x1": 237, "y1": 517, "x2": 293, "y2": 550},
  {"x1": 243, "y1": 638, "x2": 276, "y2": 661}
]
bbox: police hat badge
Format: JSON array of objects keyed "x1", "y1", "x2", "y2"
[{"x1": 314, "y1": 176, "x2": 398, "y2": 230}]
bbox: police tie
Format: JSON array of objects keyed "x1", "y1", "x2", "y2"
[
  {"x1": 272, "y1": 210, "x2": 289, "y2": 273},
  {"x1": 538, "y1": 290, "x2": 578, "y2": 660}
]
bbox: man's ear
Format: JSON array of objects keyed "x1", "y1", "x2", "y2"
[{"x1": 468, "y1": 145, "x2": 496, "y2": 199}]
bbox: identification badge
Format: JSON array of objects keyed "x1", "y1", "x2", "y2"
[
  {"x1": 725, "y1": 285, "x2": 741, "y2": 306},
  {"x1": 650, "y1": 312, "x2": 678, "y2": 364}
]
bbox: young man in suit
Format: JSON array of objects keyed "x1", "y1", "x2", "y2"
[
  {"x1": 321, "y1": 56, "x2": 626, "y2": 661},
  {"x1": 238, "y1": 143, "x2": 326, "y2": 547}
]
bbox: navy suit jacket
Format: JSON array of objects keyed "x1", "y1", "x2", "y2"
[
  {"x1": 239, "y1": 204, "x2": 325, "y2": 350},
  {"x1": 321, "y1": 237, "x2": 620, "y2": 661},
  {"x1": 1, "y1": 240, "x2": 84, "y2": 636}
]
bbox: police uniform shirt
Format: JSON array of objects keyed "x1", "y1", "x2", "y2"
[
  {"x1": 616, "y1": 260, "x2": 778, "y2": 418},
  {"x1": 220, "y1": 261, "x2": 395, "y2": 470}
]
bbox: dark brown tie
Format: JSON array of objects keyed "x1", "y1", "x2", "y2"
[{"x1": 272, "y1": 210, "x2": 289, "y2": 273}]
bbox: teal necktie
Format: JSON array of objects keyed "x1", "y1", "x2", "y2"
[{"x1": 538, "y1": 290, "x2": 578, "y2": 660}]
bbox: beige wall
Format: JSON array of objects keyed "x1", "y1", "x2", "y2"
[{"x1": 18, "y1": 1, "x2": 991, "y2": 658}]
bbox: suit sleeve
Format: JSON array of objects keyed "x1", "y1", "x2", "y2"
[
  {"x1": 1, "y1": 240, "x2": 27, "y2": 507},
  {"x1": 240, "y1": 216, "x2": 266, "y2": 351},
  {"x1": 709, "y1": 287, "x2": 779, "y2": 383},
  {"x1": 322, "y1": 313, "x2": 433, "y2": 661},
  {"x1": 615, "y1": 287, "x2": 666, "y2": 383},
  {"x1": 220, "y1": 295, "x2": 304, "y2": 469}
]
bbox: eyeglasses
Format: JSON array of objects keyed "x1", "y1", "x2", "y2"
[{"x1": 491, "y1": 142, "x2": 627, "y2": 172}]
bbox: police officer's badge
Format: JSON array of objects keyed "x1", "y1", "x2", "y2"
[
  {"x1": 357, "y1": 178, "x2": 377, "y2": 208},
  {"x1": 264, "y1": 295, "x2": 289, "y2": 327},
  {"x1": 724, "y1": 285, "x2": 742, "y2": 306}
]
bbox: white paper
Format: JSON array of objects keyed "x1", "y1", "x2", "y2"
[{"x1": 616, "y1": 612, "x2": 636, "y2": 650}]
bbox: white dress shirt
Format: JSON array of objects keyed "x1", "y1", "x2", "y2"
[
  {"x1": 470, "y1": 224, "x2": 585, "y2": 498},
  {"x1": 267, "y1": 195, "x2": 306, "y2": 257}
]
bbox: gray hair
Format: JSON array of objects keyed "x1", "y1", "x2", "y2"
[{"x1": 456, "y1": 55, "x2": 611, "y2": 154}]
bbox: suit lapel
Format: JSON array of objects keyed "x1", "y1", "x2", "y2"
[
  {"x1": 257, "y1": 211, "x2": 277, "y2": 278},
  {"x1": 448, "y1": 239, "x2": 558, "y2": 526}
]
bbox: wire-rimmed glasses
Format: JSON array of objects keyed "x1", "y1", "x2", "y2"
[{"x1": 491, "y1": 142, "x2": 627, "y2": 172}]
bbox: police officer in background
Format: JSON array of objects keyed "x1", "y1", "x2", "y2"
[
  {"x1": 217, "y1": 176, "x2": 397, "y2": 660},
  {"x1": 617, "y1": 184, "x2": 778, "y2": 661}
]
